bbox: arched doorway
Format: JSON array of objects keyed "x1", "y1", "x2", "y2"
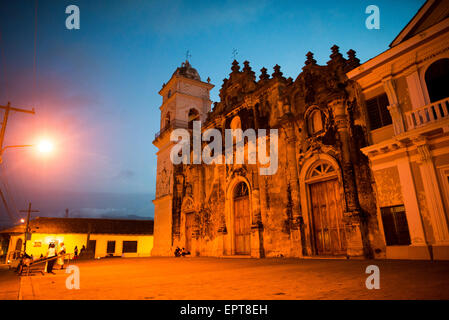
[
  {"x1": 425, "y1": 58, "x2": 449, "y2": 103},
  {"x1": 233, "y1": 182, "x2": 250, "y2": 255},
  {"x1": 188, "y1": 108, "x2": 200, "y2": 129},
  {"x1": 306, "y1": 161, "x2": 347, "y2": 256}
]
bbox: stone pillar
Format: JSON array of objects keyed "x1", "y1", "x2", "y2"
[
  {"x1": 414, "y1": 137, "x2": 449, "y2": 259},
  {"x1": 396, "y1": 156, "x2": 432, "y2": 259},
  {"x1": 331, "y1": 98, "x2": 365, "y2": 257},
  {"x1": 250, "y1": 167, "x2": 264, "y2": 258},
  {"x1": 405, "y1": 65, "x2": 427, "y2": 109},
  {"x1": 282, "y1": 111, "x2": 303, "y2": 257},
  {"x1": 382, "y1": 77, "x2": 405, "y2": 134}
]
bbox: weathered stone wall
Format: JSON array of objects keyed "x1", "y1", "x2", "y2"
[{"x1": 168, "y1": 47, "x2": 385, "y2": 258}]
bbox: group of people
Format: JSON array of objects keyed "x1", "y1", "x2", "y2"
[
  {"x1": 45, "y1": 243, "x2": 89, "y2": 273},
  {"x1": 16, "y1": 242, "x2": 89, "y2": 275},
  {"x1": 174, "y1": 247, "x2": 190, "y2": 257},
  {"x1": 44, "y1": 242, "x2": 66, "y2": 274}
]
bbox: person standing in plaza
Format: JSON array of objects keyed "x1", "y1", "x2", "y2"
[
  {"x1": 57, "y1": 242, "x2": 66, "y2": 269},
  {"x1": 46, "y1": 243, "x2": 57, "y2": 274}
]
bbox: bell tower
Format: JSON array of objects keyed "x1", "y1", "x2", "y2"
[{"x1": 152, "y1": 60, "x2": 214, "y2": 256}]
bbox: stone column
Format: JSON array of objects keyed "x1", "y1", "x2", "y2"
[
  {"x1": 250, "y1": 102, "x2": 265, "y2": 258},
  {"x1": 382, "y1": 77, "x2": 405, "y2": 134},
  {"x1": 282, "y1": 111, "x2": 303, "y2": 257},
  {"x1": 331, "y1": 98, "x2": 365, "y2": 257},
  {"x1": 396, "y1": 155, "x2": 432, "y2": 259},
  {"x1": 405, "y1": 65, "x2": 427, "y2": 109},
  {"x1": 250, "y1": 167, "x2": 264, "y2": 258},
  {"x1": 217, "y1": 116, "x2": 228, "y2": 255},
  {"x1": 414, "y1": 137, "x2": 449, "y2": 259}
]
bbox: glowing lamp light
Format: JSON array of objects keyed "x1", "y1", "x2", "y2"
[
  {"x1": 20, "y1": 218, "x2": 25, "y2": 223},
  {"x1": 37, "y1": 140, "x2": 54, "y2": 153}
]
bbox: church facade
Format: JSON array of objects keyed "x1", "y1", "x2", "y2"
[{"x1": 152, "y1": 0, "x2": 449, "y2": 260}]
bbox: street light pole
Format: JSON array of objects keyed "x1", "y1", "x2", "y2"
[
  {"x1": 19, "y1": 202, "x2": 40, "y2": 254},
  {"x1": 0, "y1": 102, "x2": 36, "y2": 224},
  {"x1": 0, "y1": 102, "x2": 36, "y2": 163},
  {"x1": 0, "y1": 102, "x2": 35, "y2": 149}
]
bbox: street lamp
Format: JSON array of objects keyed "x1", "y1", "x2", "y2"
[
  {"x1": 37, "y1": 140, "x2": 54, "y2": 153},
  {"x1": 0, "y1": 140, "x2": 55, "y2": 163}
]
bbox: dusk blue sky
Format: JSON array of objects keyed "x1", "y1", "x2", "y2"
[{"x1": 0, "y1": 0, "x2": 425, "y2": 224}]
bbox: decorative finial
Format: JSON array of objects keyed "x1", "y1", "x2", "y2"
[
  {"x1": 231, "y1": 60, "x2": 240, "y2": 73},
  {"x1": 305, "y1": 51, "x2": 317, "y2": 66},
  {"x1": 185, "y1": 50, "x2": 191, "y2": 62},
  {"x1": 259, "y1": 67, "x2": 269, "y2": 80},
  {"x1": 243, "y1": 61, "x2": 252, "y2": 73},
  {"x1": 331, "y1": 45, "x2": 339, "y2": 54},
  {"x1": 346, "y1": 49, "x2": 360, "y2": 69},
  {"x1": 329, "y1": 44, "x2": 344, "y2": 61},
  {"x1": 272, "y1": 64, "x2": 283, "y2": 78},
  {"x1": 207, "y1": 77, "x2": 211, "y2": 83}
]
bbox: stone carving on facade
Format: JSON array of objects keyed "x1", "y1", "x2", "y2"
[
  {"x1": 161, "y1": 46, "x2": 383, "y2": 258},
  {"x1": 156, "y1": 163, "x2": 172, "y2": 198}
]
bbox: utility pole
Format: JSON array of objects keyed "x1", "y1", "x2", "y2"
[
  {"x1": 0, "y1": 102, "x2": 35, "y2": 224},
  {"x1": 65, "y1": 208, "x2": 69, "y2": 218},
  {"x1": 19, "y1": 202, "x2": 39, "y2": 254},
  {"x1": 0, "y1": 102, "x2": 35, "y2": 156}
]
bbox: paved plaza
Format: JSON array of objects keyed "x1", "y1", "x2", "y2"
[{"x1": 1, "y1": 257, "x2": 449, "y2": 300}]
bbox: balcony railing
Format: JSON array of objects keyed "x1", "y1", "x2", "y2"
[
  {"x1": 154, "y1": 119, "x2": 189, "y2": 140},
  {"x1": 405, "y1": 96, "x2": 449, "y2": 130}
]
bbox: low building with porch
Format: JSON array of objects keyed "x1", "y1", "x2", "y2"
[{"x1": 0, "y1": 217, "x2": 154, "y2": 261}]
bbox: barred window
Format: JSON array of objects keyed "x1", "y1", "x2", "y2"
[
  {"x1": 381, "y1": 205, "x2": 411, "y2": 246},
  {"x1": 366, "y1": 93, "x2": 392, "y2": 130},
  {"x1": 122, "y1": 241, "x2": 138, "y2": 253}
]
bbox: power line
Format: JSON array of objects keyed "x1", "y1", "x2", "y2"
[
  {"x1": 33, "y1": 0, "x2": 39, "y2": 110},
  {"x1": 0, "y1": 167, "x2": 19, "y2": 217}
]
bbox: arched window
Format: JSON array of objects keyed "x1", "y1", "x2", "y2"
[
  {"x1": 310, "y1": 162, "x2": 335, "y2": 177},
  {"x1": 308, "y1": 109, "x2": 324, "y2": 135},
  {"x1": 425, "y1": 58, "x2": 449, "y2": 103},
  {"x1": 188, "y1": 108, "x2": 200, "y2": 129},
  {"x1": 234, "y1": 182, "x2": 249, "y2": 199},
  {"x1": 230, "y1": 116, "x2": 241, "y2": 130},
  {"x1": 167, "y1": 90, "x2": 172, "y2": 98},
  {"x1": 306, "y1": 161, "x2": 337, "y2": 183}
]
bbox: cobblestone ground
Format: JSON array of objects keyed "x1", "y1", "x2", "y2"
[{"x1": 12, "y1": 257, "x2": 449, "y2": 300}]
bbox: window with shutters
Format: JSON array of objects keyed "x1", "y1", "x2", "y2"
[
  {"x1": 365, "y1": 93, "x2": 392, "y2": 130},
  {"x1": 380, "y1": 205, "x2": 411, "y2": 246}
]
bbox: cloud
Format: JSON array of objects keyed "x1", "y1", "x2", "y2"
[{"x1": 115, "y1": 169, "x2": 135, "y2": 180}]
